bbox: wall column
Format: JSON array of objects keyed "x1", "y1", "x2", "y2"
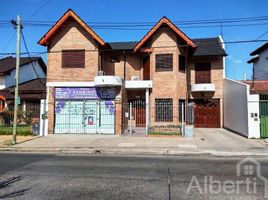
[
  {"x1": 145, "y1": 88, "x2": 149, "y2": 135},
  {"x1": 44, "y1": 86, "x2": 49, "y2": 136}
]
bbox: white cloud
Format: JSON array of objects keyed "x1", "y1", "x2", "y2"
[{"x1": 228, "y1": 55, "x2": 243, "y2": 64}]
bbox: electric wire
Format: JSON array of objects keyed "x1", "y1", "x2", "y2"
[{"x1": 21, "y1": 30, "x2": 46, "y2": 92}]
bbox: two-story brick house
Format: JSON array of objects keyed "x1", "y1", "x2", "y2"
[{"x1": 38, "y1": 9, "x2": 227, "y2": 135}]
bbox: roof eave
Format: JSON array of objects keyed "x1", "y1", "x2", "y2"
[
  {"x1": 250, "y1": 42, "x2": 268, "y2": 56},
  {"x1": 133, "y1": 17, "x2": 196, "y2": 53},
  {"x1": 38, "y1": 9, "x2": 107, "y2": 48}
]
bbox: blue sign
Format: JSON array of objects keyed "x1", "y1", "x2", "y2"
[{"x1": 54, "y1": 87, "x2": 116, "y2": 99}]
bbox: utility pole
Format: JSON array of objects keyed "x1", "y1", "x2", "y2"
[{"x1": 12, "y1": 15, "x2": 21, "y2": 145}]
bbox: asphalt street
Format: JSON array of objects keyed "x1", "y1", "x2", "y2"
[{"x1": 0, "y1": 153, "x2": 268, "y2": 199}]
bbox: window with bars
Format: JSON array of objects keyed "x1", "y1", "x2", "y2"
[
  {"x1": 195, "y1": 63, "x2": 211, "y2": 83},
  {"x1": 155, "y1": 54, "x2": 173, "y2": 71},
  {"x1": 179, "y1": 55, "x2": 186, "y2": 72},
  {"x1": 62, "y1": 49, "x2": 85, "y2": 68},
  {"x1": 155, "y1": 99, "x2": 173, "y2": 122}
]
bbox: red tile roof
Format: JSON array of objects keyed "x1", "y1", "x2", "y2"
[{"x1": 242, "y1": 80, "x2": 268, "y2": 94}]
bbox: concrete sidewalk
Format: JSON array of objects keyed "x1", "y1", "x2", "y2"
[{"x1": 1, "y1": 129, "x2": 267, "y2": 156}]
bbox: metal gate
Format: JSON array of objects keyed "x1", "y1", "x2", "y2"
[
  {"x1": 260, "y1": 95, "x2": 268, "y2": 138},
  {"x1": 54, "y1": 100, "x2": 115, "y2": 134},
  {"x1": 122, "y1": 100, "x2": 146, "y2": 135}
]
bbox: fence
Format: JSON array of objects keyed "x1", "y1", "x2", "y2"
[
  {"x1": 0, "y1": 101, "x2": 40, "y2": 135},
  {"x1": 260, "y1": 95, "x2": 268, "y2": 138},
  {"x1": 122, "y1": 100, "x2": 194, "y2": 136}
]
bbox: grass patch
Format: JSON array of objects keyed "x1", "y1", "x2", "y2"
[
  {"x1": 148, "y1": 131, "x2": 180, "y2": 135},
  {"x1": 0, "y1": 126, "x2": 32, "y2": 136}
]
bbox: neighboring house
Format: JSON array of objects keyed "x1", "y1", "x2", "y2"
[
  {"x1": 38, "y1": 9, "x2": 227, "y2": 135},
  {"x1": 223, "y1": 42, "x2": 268, "y2": 139},
  {"x1": 248, "y1": 42, "x2": 268, "y2": 80},
  {"x1": 246, "y1": 42, "x2": 268, "y2": 138},
  {"x1": 0, "y1": 56, "x2": 46, "y2": 117}
]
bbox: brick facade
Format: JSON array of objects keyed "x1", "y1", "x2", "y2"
[{"x1": 43, "y1": 11, "x2": 225, "y2": 134}]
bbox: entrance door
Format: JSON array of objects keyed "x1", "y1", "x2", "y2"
[
  {"x1": 194, "y1": 99, "x2": 220, "y2": 128},
  {"x1": 260, "y1": 99, "x2": 268, "y2": 138},
  {"x1": 132, "y1": 100, "x2": 146, "y2": 127},
  {"x1": 143, "y1": 56, "x2": 150, "y2": 80},
  {"x1": 54, "y1": 100, "x2": 115, "y2": 134}
]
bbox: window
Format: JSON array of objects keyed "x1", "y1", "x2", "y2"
[
  {"x1": 155, "y1": 99, "x2": 173, "y2": 122},
  {"x1": 179, "y1": 55, "x2": 186, "y2": 72},
  {"x1": 155, "y1": 54, "x2": 173, "y2": 71},
  {"x1": 195, "y1": 63, "x2": 211, "y2": 83},
  {"x1": 62, "y1": 49, "x2": 85, "y2": 68},
  {"x1": 110, "y1": 55, "x2": 121, "y2": 63}
]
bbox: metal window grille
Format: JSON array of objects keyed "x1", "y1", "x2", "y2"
[{"x1": 155, "y1": 99, "x2": 173, "y2": 122}]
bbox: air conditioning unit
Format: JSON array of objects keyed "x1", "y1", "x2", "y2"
[
  {"x1": 98, "y1": 71, "x2": 104, "y2": 76},
  {"x1": 131, "y1": 76, "x2": 140, "y2": 81}
]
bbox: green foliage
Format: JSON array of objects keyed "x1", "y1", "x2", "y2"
[
  {"x1": 148, "y1": 131, "x2": 179, "y2": 135},
  {"x1": 0, "y1": 126, "x2": 32, "y2": 136}
]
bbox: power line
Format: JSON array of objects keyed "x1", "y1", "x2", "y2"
[
  {"x1": 21, "y1": 22, "x2": 268, "y2": 30},
  {"x1": 0, "y1": 14, "x2": 267, "y2": 26},
  {"x1": 0, "y1": 15, "x2": 268, "y2": 31},
  {"x1": 23, "y1": 15, "x2": 268, "y2": 24},
  {"x1": 26, "y1": 0, "x2": 52, "y2": 20},
  {"x1": 256, "y1": 30, "x2": 268, "y2": 40},
  {"x1": 0, "y1": 39, "x2": 267, "y2": 56},
  {"x1": 21, "y1": 30, "x2": 46, "y2": 90},
  {"x1": 1, "y1": 31, "x2": 16, "y2": 54}
]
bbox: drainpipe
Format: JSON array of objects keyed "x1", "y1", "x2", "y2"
[
  {"x1": 122, "y1": 51, "x2": 127, "y2": 135},
  {"x1": 123, "y1": 51, "x2": 127, "y2": 83},
  {"x1": 185, "y1": 44, "x2": 189, "y2": 125}
]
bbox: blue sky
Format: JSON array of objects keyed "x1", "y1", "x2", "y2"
[{"x1": 0, "y1": 0, "x2": 268, "y2": 80}]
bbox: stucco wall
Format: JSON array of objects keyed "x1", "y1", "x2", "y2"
[
  {"x1": 0, "y1": 76, "x2": 5, "y2": 90},
  {"x1": 5, "y1": 61, "x2": 46, "y2": 88},
  {"x1": 224, "y1": 78, "x2": 260, "y2": 138}
]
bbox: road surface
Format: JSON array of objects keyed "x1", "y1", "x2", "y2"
[{"x1": 0, "y1": 153, "x2": 268, "y2": 199}]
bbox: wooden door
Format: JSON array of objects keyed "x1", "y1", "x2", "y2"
[
  {"x1": 143, "y1": 57, "x2": 150, "y2": 80},
  {"x1": 131, "y1": 100, "x2": 146, "y2": 127},
  {"x1": 194, "y1": 99, "x2": 220, "y2": 128}
]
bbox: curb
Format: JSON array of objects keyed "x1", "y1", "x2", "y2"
[{"x1": 1, "y1": 147, "x2": 268, "y2": 157}]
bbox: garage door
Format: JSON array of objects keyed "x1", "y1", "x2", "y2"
[
  {"x1": 194, "y1": 99, "x2": 220, "y2": 128},
  {"x1": 54, "y1": 100, "x2": 115, "y2": 134}
]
